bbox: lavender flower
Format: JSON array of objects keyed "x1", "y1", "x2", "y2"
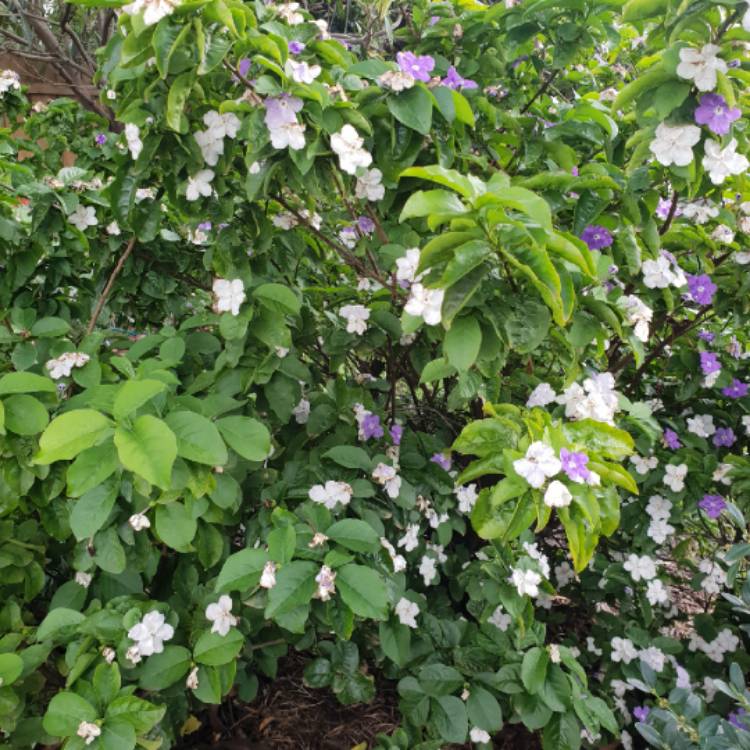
[
  {"x1": 713, "y1": 427, "x2": 736, "y2": 447},
  {"x1": 238, "y1": 58, "x2": 251, "y2": 78},
  {"x1": 663, "y1": 429, "x2": 681, "y2": 450},
  {"x1": 264, "y1": 94, "x2": 303, "y2": 129},
  {"x1": 431, "y1": 452, "x2": 451, "y2": 471},
  {"x1": 729, "y1": 336, "x2": 742, "y2": 359},
  {"x1": 197, "y1": 221, "x2": 213, "y2": 231},
  {"x1": 560, "y1": 448, "x2": 590, "y2": 483},
  {"x1": 699, "y1": 494, "x2": 726, "y2": 519},
  {"x1": 429, "y1": 15, "x2": 440, "y2": 26},
  {"x1": 728, "y1": 709, "x2": 750, "y2": 731},
  {"x1": 95, "y1": 133, "x2": 107, "y2": 146},
  {"x1": 288, "y1": 41, "x2": 306, "y2": 55},
  {"x1": 633, "y1": 706, "x2": 650, "y2": 722},
  {"x1": 357, "y1": 216, "x2": 375, "y2": 235},
  {"x1": 396, "y1": 51, "x2": 435, "y2": 82},
  {"x1": 580, "y1": 225, "x2": 613, "y2": 250},
  {"x1": 390, "y1": 424, "x2": 403, "y2": 445},
  {"x1": 361, "y1": 413, "x2": 384, "y2": 440},
  {"x1": 698, "y1": 330, "x2": 715, "y2": 343},
  {"x1": 442, "y1": 66, "x2": 478, "y2": 90},
  {"x1": 700, "y1": 351, "x2": 721, "y2": 375},
  {"x1": 571, "y1": 166, "x2": 579, "y2": 176},
  {"x1": 722, "y1": 379, "x2": 748, "y2": 399},
  {"x1": 686, "y1": 273, "x2": 717, "y2": 306},
  {"x1": 656, "y1": 197, "x2": 681, "y2": 220},
  {"x1": 694, "y1": 93, "x2": 741, "y2": 136}
]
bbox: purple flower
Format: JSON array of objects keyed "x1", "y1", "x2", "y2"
[
  {"x1": 700, "y1": 494, "x2": 727, "y2": 519},
  {"x1": 263, "y1": 94, "x2": 303, "y2": 129},
  {"x1": 431, "y1": 452, "x2": 451, "y2": 471},
  {"x1": 238, "y1": 58, "x2": 251, "y2": 78},
  {"x1": 197, "y1": 221, "x2": 212, "y2": 231},
  {"x1": 396, "y1": 51, "x2": 435, "y2": 82},
  {"x1": 722, "y1": 379, "x2": 748, "y2": 399},
  {"x1": 442, "y1": 66, "x2": 478, "y2": 90},
  {"x1": 429, "y1": 15, "x2": 440, "y2": 25},
  {"x1": 686, "y1": 274, "x2": 717, "y2": 306},
  {"x1": 656, "y1": 197, "x2": 681, "y2": 220},
  {"x1": 511, "y1": 55, "x2": 529, "y2": 70},
  {"x1": 580, "y1": 225, "x2": 613, "y2": 250},
  {"x1": 694, "y1": 93, "x2": 741, "y2": 136},
  {"x1": 663, "y1": 429, "x2": 681, "y2": 450},
  {"x1": 288, "y1": 41, "x2": 306, "y2": 55},
  {"x1": 729, "y1": 336, "x2": 742, "y2": 359},
  {"x1": 633, "y1": 706, "x2": 650, "y2": 722},
  {"x1": 728, "y1": 708, "x2": 750, "y2": 731},
  {"x1": 698, "y1": 330, "x2": 715, "y2": 343},
  {"x1": 700, "y1": 351, "x2": 721, "y2": 375},
  {"x1": 713, "y1": 427, "x2": 736, "y2": 448},
  {"x1": 560, "y1": 448, "x2": 590, "y2": 483},
  {"x1": 95, "y1": 133, "x2": 107, "y2": 146},
  {"x1": 571, "y1": 166, "x2": 579, "y2": 176},
  {"x1": 389, "y1": 424, "x2": 403, "y2": 445},
  {"x1": 357, "y1": 216, "x2": 375, "y2": 235},
  {"x1": 361, "y1": 413, "x2": 384, "y2": 440}
]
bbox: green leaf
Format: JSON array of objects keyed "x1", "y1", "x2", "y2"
[
  {"x1": 268, "y1": 525, "x2": 296, "y2": 564},
  {"x1": 106, "y1": 695, "x2": 166, "y2": 734},
  {"x1": 563, "y1": 420, "x2": 634, "y2": 461},
  {"x1": 439, "y1": 239, "x2": 492, "y2": 289},
  {"x1": 0, "y1": 371, "x2": 56, "y2": 395},
  {"x1": 431, "y1": 695, "x2": 468, "y2": 744},
  {"x1": 453, "y1": 417, "x2": 520, "y2": 457},
  {"x1": 114, "y1": 415, "x2": 177, "y2": 489},
  {"x1": 254, "y1": 283, "x2": 301, "y2": 316},
  {"x1": 266, "y1": 561, "x2": 318, "y2": 619},
  {"x1": 217, "y1": 416, "x2": 271, "y2": 461},
  {"x1": 471, "y1": 487, "x2": 534, "y2": 541},
  {"x1": 100, "y1": 719, "x2": 136, "y2": 750},
  {"x1": 420, "y1": 357, "x2": 457, "y2": 384},
  {"x1": 444, "y1": 316, "x2": 482, "y2": 371},
  {"x1": 139, "y1": 645, "x2": 191, "y2": 690},
  {"x1": 165, "y1": 411, "x2": 228, "y2": 466},
  {"x1": 387, "y1": 85, "x2": 433, "y2": 135},
  {"x1": 521, "y1": 647, "x2": 549, "y2": 694},
  {"x1": 93, "y1": 662, "x2": 121, "y2": 706},
  {"x1": 155, "y1": 502, "x2": 197, "y2": 550},
  {"x1": 322, "y1": 445, "x2": 372, "y2": 472},
  {"x1": 326, "y1": 519, "x2": 379, "y2": 553},
  {"x1": 400, "y1": 165, "x2": 484, "y2": 199},
  {"x1": 166, "y1": 72, "x2": 193, "y2": 131},
  {"x1": 193, "y1": 629, "x2": 244, "y2": 666},
  {"x1": 43, "y1": 692, "x2": 97, "y2": 737},
  {"x1": 336, "y1": 564, "x2": 388, "y2": 620},
  {"x1": 36, "y1": 608, "x2": 86, "y2": 642},
  {"x1": 215, "y1": 548, "x2": 270, "y2": 593},
  {"x1": 30, "y1": 317, "x2": 71, "y2": 338},
  {"x1": 66, "y1": 440, "x2": 119, "y2": 498},
  {"x1": 35, "y1": 409, "x2": 112, "y2": 464},
  {"x1": 4, "y1": 394, "x2": 48, "y2": 435},
  {"x1": 467, "y1": 686, "x2": 503, "y2": 731},
  {"x1": 399, "y1": 189, "x2": 467, "y2": 222},
  {"x1": 70, "y1": 477, "x2": 119, "y2": 541},
  {"x1": 0, "y1": 653, "x2": 24, "y2": 686},
  {"x1": 153, "y1": 17, "x2": 191, "y2": 77},
  {"x1": 113, "y1": 379, "x2": 166, "y2": 420},
  {"x1": 419, "y1": 664, "x2": 464, "y2": 696}
]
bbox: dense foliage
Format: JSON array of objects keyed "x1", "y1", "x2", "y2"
[{"x1": 1, "y1": 0, "x2": 750, "y2": 748}]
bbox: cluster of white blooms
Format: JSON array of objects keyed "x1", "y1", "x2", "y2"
[
  {"x1": 455, "y1": 483, "x2": 479, "y2": 513},
  {"x1": 186, "y1": 169, "x2": 214, "y2": 201},
  {"x1": 404, "y1": 283, "x2": 445, "y2": 326},
  {"x1": 618, "y1": 295, "x2": 653, "y2": 342},
  {"x1": 662, "y1": 463, "x2": 688, "y2": 492},
  {"x1": 557, "y1": 372, "x2": 620, "y2": 424},
  {"x1": 623, "y1": 553, "x2": 657, "y2": 582},
  {"x1": 645, "y1": 495, "x2": 674, "y2": 544},
  {"x1": 631, "y1": 454, "x2": 658, "y2": 475},
  {"x1": 285, "y1": 59, "x2": 321, "y2": 84},
  {"x1": 339, "y1": 304, "x2": 370, "y2": 335},
  {"x1": 372, "y1": 462, "x2": 402, "y2": 498},
  {"x1": 381, "y1": 537, "x2": 406, "y2": 571},
  {"x1": 75, "y1": 571, "x2": 92, "y2": 588},
  {"x1": 212, "y1": 278, "x2": 246, "y2": 316},
  {"x1": 698, "y1": 558, "x2": 726, "y2": 594},
  {"x1": 0, "y1": 69, "x2": 21, "y2": 96},
  {"x1": 378, "y1": 69, "x2": 416, "y2": 92},
  {"x1": 46, "y1": 351, "x2": 90, "y2": 380},
  {"x1": 275, "y1": 2, "x2": 304, "y2": 24},
  {"x1": 292, "y1": 397, "x2": 310, "y2": 424},
  {"x1": 126, "y1": 610, "x2": 174, "y2": 663},
  {"x1": 523, "y1": 542, "x2": 551, "y2": 579},
  {"x1": 69, "y1": 205, "x2": 98, "y2": 232},
  {"x1": 640, "y1": 645, "x2": 667, "y2": 672},
  {"x1": 395, "y1": 247, "x2": 422, "y2": 284},
  {"x1": 124, "y1": 123, "x2": 143, "y2": 160},
  {"x1": 488, "y1": 605, "x2": 512, "y2": 631},
  {"x1": 555, "y1": 561, "x2": 575, "y2": 588},
  {"x1": 123, "y1": 0, "x2": 178, "y2": 26},
  {"x1": 610, "y1": 636, "x2": 638, "y2": 664},
  {"x1": 315, "y1": 565, "x2": 336, "y2": 600},
  {"x1": 196, "y1": 110, "x2": 241, "y2": 165},
  {"x1": 355, "y1": 168, "x2": 385, "y2": 201},
  {"x1": 642, "y1": 254, "x2": 686, "y2": 289},
  {"x1": 510, "y1": 567, "x2": 542, "y2": 597},
  {"x1": 526, "y1": 382, "x2": 557, "y2": 408},
  {"x1": 687, "y1": 413, "x2": 715, "y2": 438},
  {"x1": 129, "y1": 512, "x2": 150, "y2": 531},
  {"x1": 331, "y1": 125, "x2": 372, "y2": 174},
  {"x1": 308, "y1": 480, "x2": 353, "y2": 510},
  {"x1": 419, "y1": 554, "x2": 438, "y2": 585},
  {"x1": 76, "y1": 721, "x2": 101, "y2": 745},
  {"x1": 206, "y1": 595, "x2": 237, "y2": 636},
  {"x1": 395, "y1": 597, "x2": 419, "y2": 628},
  {"x1": 397, "y1": 523, "x2": 420, "y2": 552},
  {"x1": 260, "y1": 561, "x2": 277, "y2": 589},
  {"x1": 688, "y1": 627, "x2": 739, "y2": 663}
]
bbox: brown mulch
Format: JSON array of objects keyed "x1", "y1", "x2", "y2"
[{"x1": 179, "y1": 651, "x2": 543, "y2": 750}]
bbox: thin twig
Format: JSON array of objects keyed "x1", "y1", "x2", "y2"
[
  {"x1": 658, "y1": 192, "x2": 679, "y2": 235},
  {"x1": 521, "y1": 69, "x2": 559, "y2": 114}
]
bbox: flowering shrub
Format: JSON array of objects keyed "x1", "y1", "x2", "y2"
[{"x1": 1, "y1": 0, "x2": 750, "y2": 748}]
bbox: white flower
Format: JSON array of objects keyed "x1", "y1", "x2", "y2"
[
  {"x1": 260, "y1": 561, "x2": 277, "y2": 589},
  {"x1": 610, "y1": 636, "x2": 638, "y2": 664},
  {"x1": 76, "y1": 721, "x2": 101, "y2": 745},
  {"x1": 470, "y1": 727, "x2": 491, "y2": 744},
  {"x1": 702, "y1": 139, "x2": 749, "y2": 185},
  {"x1": 419, "y1": 555, "x2": 438, "y2": 585},
  {"x1": 619, "y1": 295, "x2": 652, "y2": 342},
  {"x1": 642, "y1": 255, "x2": 685, "y2": 289},
  {"x1": 46, "y1": 352, "x2": 90, "y2": 380},
  {"x1": 713, "y1": 462, "x2": 733, "y2": 485},
  {"x1": 205, "y1": 595, "x2": 237, "y2": 636},
  {"x1": 124, "y1": 123, "x2": 143, "y2": 160},
  {"x1": 203, "y1": 110, "x2": 241, "y2": 140},
  {"x1": 123, "y1": 0, "x2": 179, "y2": 26},
  {"x1": 0, "y1": 69, "x2": 21, "y2": 95},
  {"x1": 623, "y1": 553, "x2": 657, "y2": 582},
  {"x1": 186, "y1": 169, "x2": 214, "y2": 201},
  {"x1": 194, "y1": 129, "x2": 224, "y2": 165},
  {"x1": 339, "y1": 304, "x2": 370, "y2": 335},
  {"x1": 687, "y1": 413, "x2": 715, "y2": 438},
  {"x1": 557, "y1": 372, "x2": 619, "y2": 423},
  {"x1": 285, "y1": 59, "x2": 321, "y2": 84},
  {"x1": 522, "y1": 542, "x2": 550, "y2": 578},
  {"x1": 621, "y1": 731, "x2": 634, "y2": 750},
  {"x1": 355, "y1": 168, "x2": 385, "y2": 201},
  {"x1": 397, "y1": 524, "x2": 420, "y2": 552},
  {"x1": 663, "y1": 463, "x2": 687, "y2": 492},
  {"x1": 543, "y1": 480, "x2": 572, "y2": 508},
  {"x1": 548, "y1": 644, "x2": 561, "y2": 664},
  {"x1": 381, "y1": 538, "x2": 407, "y2": 571},
  {"x1": 315, "y1": 565, "x2": 336, "y2": 600},
  {"x1": 277, "y1": 1, "x2": 304, "y2": 24},
  {"x1": 488, "y1": 606, "x2": 511, "y2": 631},
  {"x1": 395, "y1": 597, "x2": 419, "y2": 628},
  {"x1": 513, "y1": 442, "x2": 561, "y2": 489},
  {"x1": 292, "y1": 397, "x2": 310, "y2": 424},
  {"x1": 640, "y1": 646, "x2": 666, "y2": 672},
  {"x1": 526, "y1": 382, "x2": 557, "y2": 408},
  {"x1": 128, "y1": 512, "x2": 151, "y2": 531},
  {"x1": 330, "y1": 125, "x2": 372, "y2": 174},
  {"x1": 647, "y1": 518, "x2": 674, "y2": 544},
  {"x1": 213, "y1": 278, "x2": 245, "y2": 316},
  {"x1": 681, "y1": 199, "x2": 718, "y2": 224},
  {"x1": 744, "y1": 415, "x2": 750, "y2": 435},
  {"x1": 646, "y1": 579, "x2": 669, "y2": 606},
  {"x1": 69, "y1": 205, "x2": 98, "y2": 231},
  {"x1": 555, "y1": 561, "x2": 575, "y2": 588},
  {"x1": 379, "y1": 70, "x2": 416, "y2": 92},
  {"x1": 75, "y1": 571, "x2": 92, "y2": 588},
  {"x1": 372, "y1": 463, "x2": 402, "y2": 498},
  {"x1": 272, "y1": 211, "x2": 297, "y2": 230},
  {"x1": 395, "y1": 248, "x2": 422, "y2": 284},
  {"x1": 676, "y1": 44, "x2": 727, "y2": 92},
  {"x1": 455, "y1": 483, "x2": 478, "y2": 514},
  {"x1": 631, "y1": 455, "x2": 658, "y2": 475},
  {"x1": 127, "y1": 611, "x2": 174, "y2": 657},
  {"x1": 404, "y1": 283, "x2": 444, "y2": 325},
  {"x1": 649, "y1": 122, "x2": 700, "y2": 167},
  {"x1": 646, "y1": 494, "x2": 672, "y2": 520},
  {"x1": 270, "y1": 121, "x2": 307, "y2": 151},
  {"x1": 510, "y1": 567, "x2": 542, "y2": 597},
  {"x1": 186, "y1": 666, "x2": 199, "y2": 689},
  {"x1": 309, "y1": 532, "x2": 328, "y2": 548},
  {"x1": 125, "y1": 645, "x2": 142, "y2": 664},
  {"x1": 107, "y1": 221, "x2": 121, "y2": 236},
  {"x1": 309, "y1": 480, "x2": 353, "y2": 510},
  {"x1": 712, "y1": 225, "x2": 735, "y2": 244},
  {"x1": 699, "y1": 558, "x2": 726, "y2": 594}
]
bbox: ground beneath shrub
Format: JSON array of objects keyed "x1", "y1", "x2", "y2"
[{"x1": 179, "y1": 652, "x2": 542, "y2": 749}]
